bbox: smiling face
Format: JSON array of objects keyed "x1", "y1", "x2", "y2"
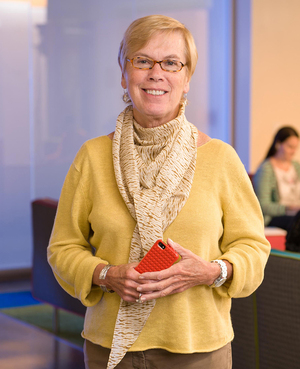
[{"x1": 121, "y1": 31, "x2": 190, "y2": 128}]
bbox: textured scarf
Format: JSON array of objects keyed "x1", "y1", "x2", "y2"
[{"x1": 109, "y1": 104, "x2": 198, "y2": 368}]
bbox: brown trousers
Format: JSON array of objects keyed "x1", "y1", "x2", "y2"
[{"x1": 84, "y1": 340, "x2": 232, "y2": 369}]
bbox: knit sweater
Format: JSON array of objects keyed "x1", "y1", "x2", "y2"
[
  {"x1": 253, "y1": 159, "x2": 300, "y2": 225},
  {"x1": 48, "y1": 136, "x2": 270, "y2": 354}
]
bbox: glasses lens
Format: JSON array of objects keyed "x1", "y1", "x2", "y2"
[
  {"x1": 161, "y1": 60, "x2": 182, "y2": 72},
  {"x1": 132, "y1": 57, "x2": 154, "y2": 69}
]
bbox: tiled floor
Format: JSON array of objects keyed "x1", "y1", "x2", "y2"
[{"x1": 0, "y1": 279, "x2": 85, "y2": 369}]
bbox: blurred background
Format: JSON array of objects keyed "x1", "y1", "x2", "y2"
[{"x1": 0, "y1": 0, "x2": 299, "y2": 274}]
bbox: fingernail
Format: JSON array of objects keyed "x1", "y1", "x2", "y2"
[
  {"x1": 139, "y1": 275, "x2": 145, "y2": 280},
  {"x1": 137, "y1": 287, "x2": 142, "y2": 292}
]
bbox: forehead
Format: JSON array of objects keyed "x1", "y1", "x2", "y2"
[
  {"x1": 132, "y1": 31, "x2": 186, "y2": 60},
  {"x1": 284, "y1": 136, "x2": 299, "y2": 145}
]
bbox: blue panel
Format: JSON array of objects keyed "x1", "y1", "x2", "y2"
[
  {"x1": 234, "y1": 0, "x2": 251, "y2": 170},
  {"x1": 208, "y1": 0, "x2": 232, "y2": 144}
]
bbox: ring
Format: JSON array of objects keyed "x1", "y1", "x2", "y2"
[{"x1": 136, "y1": 293, "x2": 143, "y2": 304}]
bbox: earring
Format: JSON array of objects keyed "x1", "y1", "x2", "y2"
[
  {"x1": 122, "y1": 89, "x2": 131, "y2": 104},
  {"x1": 181, "y1": 93, "x2": 188, "y2": 106}
]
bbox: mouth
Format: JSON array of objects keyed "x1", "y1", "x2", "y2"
[{"x1": 143, "y1": 89, "x2": 167, "y2": 96}]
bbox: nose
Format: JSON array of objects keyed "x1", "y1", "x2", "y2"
[{"x1": 148, "y1": 62, "x2": 164, "y2": 81}]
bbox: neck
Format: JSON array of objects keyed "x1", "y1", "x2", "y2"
[
  {"x1": 132, "y1": 106, "x2": 182, "y2": 128},
  {"x1": 273, "y1": 154, "x2": 290, "y2": 163},
  {"x1": 271, "y1": 156, "x2": 291, "y2": 170}
]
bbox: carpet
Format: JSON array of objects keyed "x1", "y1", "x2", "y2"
[{"x1": 0, "y1": 292, "x2": 84, "y2": 348}]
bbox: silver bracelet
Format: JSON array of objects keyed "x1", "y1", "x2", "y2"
[
  {"x1": 99, "y1": 264, "x2": 115, "y2": 293},
  {"x1": 209, "y1": 260, "x2": 227, "y2": 288}
]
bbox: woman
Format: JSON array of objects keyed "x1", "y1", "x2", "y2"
[
  {"x1": 253, "y1": 126, "x2": 300, "y2": 231},
  {"x1": 48, "y1": 15, "x2": 270, "y2": 369}
]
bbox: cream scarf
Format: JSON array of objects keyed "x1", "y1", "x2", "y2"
[{"x1": 110, "y1": 104, "x2": 198, "y2": 368}]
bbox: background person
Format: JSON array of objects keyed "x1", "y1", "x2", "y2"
[
  {"x1": 253, "y1": 126, "x2": 300, "y2": 231},
  {"x1": 48, "y1": 14, "x2": 270, "y2": 369}
]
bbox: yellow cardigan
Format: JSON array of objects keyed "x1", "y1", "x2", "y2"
[{"x1": 48, "y1": 136, "x2": 270, "y2": 353}]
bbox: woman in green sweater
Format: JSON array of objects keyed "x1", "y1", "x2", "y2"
[
  {"x1": 253, "y1": 126, "x2": 300, "y2": 231},
  {"x1": 48, "y1": 15, "x2": 270, "y2": 369}
]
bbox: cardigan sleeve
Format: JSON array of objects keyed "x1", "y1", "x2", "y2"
[
  {"x1": 47, "y1": 143, "x2": 107, "y2": 307},
  {"x1": 253, "y1": 160, "x2": 286, "y2": 221},
  {"x1": 212, "y1": 145, "x2": 271, "y2": 298},
  {"x1": 293, "y1": 161, "x2": 300, "y2": 179},
  {"x1": 220, "y1": 174, "x2": 270, "y2": 298}
]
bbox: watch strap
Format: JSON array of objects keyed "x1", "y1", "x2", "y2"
[{"x1": 209, "y1": 259, "x2": 227, "y2": 288}]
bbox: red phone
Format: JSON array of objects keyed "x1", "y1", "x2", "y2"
[{"x1": 135, "y1": 239, "x2": 180, "y2": 273}]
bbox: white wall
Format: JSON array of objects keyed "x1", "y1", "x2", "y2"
[
  {"x1": 0, "y1": 0, "x2": 231, "y2": 271},
  {"x1": 250, "y1": 0, "x2": 300, "y2": 172},
  {"x1": 0, "y1": 2, "x2": 32, "y2": 270},
  {"x1": 33, "y1": 1, "x2": 212, "y2": 200}
]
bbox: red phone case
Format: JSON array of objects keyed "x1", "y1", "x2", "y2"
[{"x1": 135, "y1": 240, "x2": 179, "y2": 273}]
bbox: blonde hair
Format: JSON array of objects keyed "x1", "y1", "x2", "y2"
[{"x1": 118, "y1": 15, "x2": 198, "y2": 81}]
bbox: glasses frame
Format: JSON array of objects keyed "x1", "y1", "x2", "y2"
[{"x1": 126, "y1": 57, "x2": 185, "y2": 73}]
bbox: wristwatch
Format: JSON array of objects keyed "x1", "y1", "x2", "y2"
[
  {"x1": 210, "y1": 260, "x2": 227, "y2": 288},
  {"x1": 99, "y1": 264, "x2": 115, "y2": 293}
]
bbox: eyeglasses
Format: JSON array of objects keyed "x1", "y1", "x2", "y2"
[{"x1": 127, "y1": 57, "x2": 185, "y2": 73}]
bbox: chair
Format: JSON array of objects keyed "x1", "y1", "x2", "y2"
[{"x1": 31, "y1": 198, "x2": 86, "y2": 332}]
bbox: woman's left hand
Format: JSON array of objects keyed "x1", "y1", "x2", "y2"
[{"x1": 136, "y1": 239, "x2": 225, "y2": 302}]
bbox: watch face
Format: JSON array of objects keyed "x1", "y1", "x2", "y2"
[{"x1": 214, "y1": 277, "x2": 226, "y2": 288}]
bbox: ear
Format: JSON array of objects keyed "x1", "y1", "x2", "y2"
[
  {"x1": 121, "y1": 73, "x2": 127, "y2": 89},
  {"x1": 121, "y1": 62, "x2": 127, "y2": 89},
  {"x1": 183, "y1": 73, "x2": 190, "y2": 94},
  {"x1": 183, "y1": 79, "x2": 190, "y2": 94}
]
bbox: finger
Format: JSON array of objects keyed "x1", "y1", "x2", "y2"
[
  {"x1": 167, "y1": 238, "x2": 187, "y2": 255},
  {"x1": 167, "y1": 239, "x2": 195, "y2": 259},
  {"x1": 139, "y1": 281, "x2": 185, "y2": 302},
  {"x1": 137, "y1": 274, "x2": 182, "y2": 294},
  {"x1": 138, "y1": 268, "x2": 174, "y2": 281}
]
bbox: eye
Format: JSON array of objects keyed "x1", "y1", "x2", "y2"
[
  {"x1": 135, "y1": 57, "x2": 152, "y2": 66},
  {"x1": 164, "y1": 59, "x2": 179, "y2": 66}
]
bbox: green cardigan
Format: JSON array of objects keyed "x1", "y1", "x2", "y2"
[
  {"x1": 48, "y1": 136, "x2": 270, "y2": 354},
  {"x1": 253, "y1": 159, "x2": 300, "y2": 225}
]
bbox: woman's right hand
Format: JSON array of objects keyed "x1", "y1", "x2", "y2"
[{"x1": 93, "y1": 263, "x2": 142, "y2": 302}]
